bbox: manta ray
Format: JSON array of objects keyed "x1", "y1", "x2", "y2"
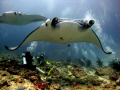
[
  {"x1": 0, "y1": 11, "x2": 47, "y2": 25},
  {"x1": 5, "y1": 17, "x2": 112, "y2": 54}
]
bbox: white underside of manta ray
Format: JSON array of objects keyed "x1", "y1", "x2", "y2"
[
  {"x1": 4, "y1": 17, "x2": 112, "y2": 54},
  {"x1": 0, "y1": 11, "x2": 47, "y2": 25}
]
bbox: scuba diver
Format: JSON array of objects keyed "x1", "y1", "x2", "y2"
[
  {"x1": 22, "y1": 51, "x2": 36, "y2": 69},
  {"x1": 109, "y1": 58, "x2": 120, "y2": 71},
  {"x1": 96, "y1": 57, "x2": 103, "y2": 68},
  {"x1": 81, "y1": 55, "x2": 92, "y2": 67},
  {"x1": 85, "y1": 59, "x2": 92, "y2": 67},
  {"x1": 37, "y1": 54, "x2": 46, "y2": 66},
  {"x1": 22, "y1": 51, "x2": 47, "y2": 75},
  {"x1": 79, "y1": 58, "x2": 85, "y2": 67}
]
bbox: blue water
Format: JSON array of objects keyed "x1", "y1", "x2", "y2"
[{"x1": 0, "y1": 0, "x2": 119, "y2": 66}]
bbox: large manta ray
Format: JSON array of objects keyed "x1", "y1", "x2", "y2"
[
  {"x1": 4, "y1": 17, "x2": 112, "y2": 54},
  {"x1": 0, "y1": 11, "x2": 47, "y2": 25}
]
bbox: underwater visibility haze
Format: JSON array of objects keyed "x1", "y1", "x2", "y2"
[{"x1": 0, "y1": 0, "x2": 120, "y2": 90}]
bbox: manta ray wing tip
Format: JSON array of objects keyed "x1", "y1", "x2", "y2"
[
  {"x1": 105, "y1": 51, "x2": 112, "y2": 54},
  {"x1": 5, "y1": 45, "x2": 9, "y2": 50},
  {"x1": 5, "y1": 45, "x2": 18, "y2": 51},
  {"x1": 108, "y1": 52, "x2": 112, "y2": 54}
]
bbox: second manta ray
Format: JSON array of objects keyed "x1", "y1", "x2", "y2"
[
  {"x1": 0, "y1": 11, "x2": 47, "y2": 25},
  {"x1": 5, "y1": 17, "x2": 112, "y2": 54}
]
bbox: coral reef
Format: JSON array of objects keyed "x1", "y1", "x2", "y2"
[
  {"x1": 0, "y1": 71, "x2": 36, "y2": 90},
  {"x1": 0, "y1": 52, "x2": 120, "y2": 90}
]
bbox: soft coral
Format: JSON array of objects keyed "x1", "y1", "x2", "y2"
[{"x1": 35, "y1": 82, "x2": 48, "y2": 90}]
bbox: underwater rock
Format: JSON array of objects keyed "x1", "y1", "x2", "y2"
[
  {"x1": 104, "y1": 84, "x2": 114, "y2": 88},
  {"x1": 109, "y1": 75, "x2": 119, "y2": 81},
  {"x1": 21, "y1": 72, "x2": 29, "y2": 79},
  {"x1": 67, "y1": 65, "x2": 72, "y2": 70},
  {"x1": 116, "y1": 78, "x2": 120, "y2": 85},
  {"x1": 111, "y1": 81, "x2": 116, "y2": 86},
  {"x1": 98, "y1": 75, "x2": 112, "y2": 87},
  {"x1": 87, "y1": 84, "x2": 93, "y2": 88},
  {"x1": 72, "y1": 68, "x2": 86, "y2": 78},
  {"x1": 96, "y1": 67, "x2": 115, "y2": 76},
  {"x1": 70, "y1": 76, "x2": 76, "y2": 81},
  {"x1": 0, "y1": 53, "x2": 21, "y2": 64},
  {"x1": 0, "y1": 77, "x2": 7, "y2": 85},
  {"x1": 7, "y1": 66, "x2": 19, "y2": 74},
  {"x1": 49, "y1": 84, "x2": 61, "y2": 90},
  {"x1": 57, "y1": 67, "x2": 68, "y2": 73},
  {"x1": 0, "y1": 70, "x2": 37, "y2": 90},
  {"x1": 11, "y1": 75, "x2": 25, "y2": 83},
  {"x1": 40, "y1": 74, "x2": 47, "y2": 82},
  {"x1": 53, "y1": 61, "x2": 63, "y2": 67},
  {"x1": 79, "y1": 77, "x2": 87, "y2": 84},
  {"x1": 28, "y1": 70, "x2": 37, "y2": 76},
  {"x1": 87, "y1": 75, "x2": 103, "y2": 86},
  {"x1": 70, "y1": 84, "x2": 91, "y2": 90},
  {"x1": 0, "y1": 71, "x2": 10, "y2": 76},
  {"x1": 64, "y1": 75, "x2": 76, "y2": 82},
  {"x1": 95, "y1": 68, "x2": 105, "y2": 76},
  {"x1": 52, "y1": 69, "x2": 60, "y2": 76},
  {"x1": 29, "y1": 76, "x2": 38, "y2": 81},
  {"x1": 72, "y1": 64, "x2": 81, "y2": 68},
  {"x1": 58, "y1": 72, "x2": 68, "y2": 79},
  {"x1": 29, "y1": 76, "x2": 39, "y2": 84},
  {"x1": 78, "y1": 75, "x2": 103, "y2": 86},
  {"x1": 102, "y1": 67, "x2": 114, "y2": 76},
  {"x1": 46, "y1": 77, "x2": 52, "y2": 83}
]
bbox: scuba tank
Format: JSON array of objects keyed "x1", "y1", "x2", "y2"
[{"x1": 22, "y1": 52, "x2": 27, "y2": 65}]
